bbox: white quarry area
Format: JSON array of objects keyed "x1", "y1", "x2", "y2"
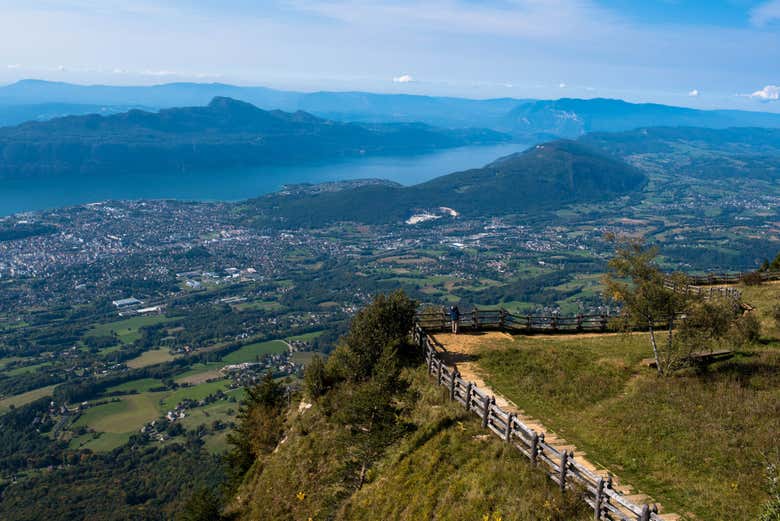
[{"x1": 405, "y1": 206, "x2": 459, "y2": 225}]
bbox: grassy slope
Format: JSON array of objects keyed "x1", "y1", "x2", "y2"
[
  {"x1": 470, "y1": 284, "x2": 780, "y2": 521},
  {"x1": 235, "y1": 368, "x2": 589, "y2": 521}
]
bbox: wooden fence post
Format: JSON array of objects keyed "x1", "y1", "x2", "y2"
[
  {"x1": 505, "y1": 413, "x2": 514, "y2": 443},
  {"x1": 472, "y1": 308, "x2": 480, "y2": 330},
  {"x1": 530, "y1": 433, "x2": 539, "y2": 466},
  {"x1": 639, "y1": 504, "x2": 650, "y2": 521},
  {"x1": 464, "y1": 382, "x2": 472, "y2": 411},
  {"x1": 559, "y1": 451, "x2": 569, "y2": 493},
  {"x1": 551, "y1": 313, "x2": 558, "y2": 331},
  {"x1": 436, "y1": 359, "x2": 443, "y2": 385},
  {"x1": 594, "y1": 477, "x2": 604, "y2": 520},
  {"x1": 576, "y1": 314, "x2": 583, "y2": 331},
  {"x1": 499, "y1": 308, "x2": 506, "y2": 330},
  {"x1": 450, "y1": 370, "x2": 458, "y2": 401},
  {"x1": 482, "y1": 395, "x2": 491, "y2": 428},
  {"x1": 526, "y1": 315, "x2": 532, "y2": 331},
  {"x1": 600, "y1": 313, "x2": 608, "y2": 332}
]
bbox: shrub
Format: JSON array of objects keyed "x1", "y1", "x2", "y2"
[
  {"x1": 730, "y1": 312, "x2": 762, "y2": 346},
  {"x1": 741, "y1": 271, "x2": 764, "y2": 286},
  {"x1": 304, "y1": 355, "x2": 328, "y2": 399}
]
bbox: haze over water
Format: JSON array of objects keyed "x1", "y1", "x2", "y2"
[{"x1": 0, "y1": 143, "x2": 528, "y2": 217}]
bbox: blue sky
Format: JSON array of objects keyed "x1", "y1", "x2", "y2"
[{"x1": 0, "y1": 0, "x2": 778, "y2": 111}]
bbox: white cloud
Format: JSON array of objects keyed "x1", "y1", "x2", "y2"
[
  {"x1": 141, "y1": 69, "x2": 177, "y2": 76},
  {"x1": 751, "y1": 0, "x2": 780, "y2": 26},
  {"x1": 750, "y1": 85, "x2": 780, "y2": 101},
  {"x1": 393, "y1": 74, "x2": 414, "y2": 83},
  {"x1": 688, "y1": 89, "x2": 699, "y2": 97},
  {"x1": 559, "y1": 82, "x2": 567, "y2": 88},
  {"x1": 6, "y1": 64, "x2": 21, "y2": 69}
]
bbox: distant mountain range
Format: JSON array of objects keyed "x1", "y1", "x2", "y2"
[
  {"x1": 0, "y1": 97, "x2": 509, "y2": 178},
  {"x1": 246, "y1": 140, "x2": 647, "y2": 226},
  {"x1": 3, "y1": 80, "x2": 780, "y2": 137},
  {"x1": 504, "y1": 98, "x2": 780, "y2": 138},
  {"x1": 0, "y1": 80, "x2": 526, "y2": 129}
]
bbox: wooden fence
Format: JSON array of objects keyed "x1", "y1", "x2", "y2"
[
  {"x1": 416, "y1": 308, "x2": 615, "y2": 334},
  {"x1": 413, "y1": 324, "x2": 662, "y2": 521},
  {"x1": 682, "y1": 270, "x2": 780, "y2": 286},
  {"x1": 662, "y1": 281, "x2": 742, "y2": 301}
]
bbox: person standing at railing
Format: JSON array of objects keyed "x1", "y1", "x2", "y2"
[{"x1": 449, "y1": 305, "x2": 460, "y2": 334}]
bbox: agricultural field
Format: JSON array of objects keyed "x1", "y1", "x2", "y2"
[
  {"x1": 221, "y1": 339, "x2": 289, "y2": 364},
  {"x1": 125, "y1": 348, "x2": 177, "y2": 368},
  {"x1": 85, "y1": 315, "x2": 175, "y2": 345},
  {"x1": 439, "y1": 284, "x2": 780, "y2": 521},
  {"x1": 0, "y1": 384, "x2": 57, "y2": 413}
]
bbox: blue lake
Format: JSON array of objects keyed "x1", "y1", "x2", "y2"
[{"x1": 0, "y1": 142, "x2": 531, "y2": 216}]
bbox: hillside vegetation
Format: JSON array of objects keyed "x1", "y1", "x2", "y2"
[
  {"x1": 455, "y1": 282, "x2": 780, "y2": 521},
  {"x1": 223, "y1": 291, "x2": 588, "y2": 521}
]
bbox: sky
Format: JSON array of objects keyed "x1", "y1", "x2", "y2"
[{"x1": 0, "y1": 0, "x2": 779, "y2": 111}]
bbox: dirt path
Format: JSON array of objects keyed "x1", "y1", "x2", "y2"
[{"x1": 432, "y1": 331, "x2": 681, "y2": 521}]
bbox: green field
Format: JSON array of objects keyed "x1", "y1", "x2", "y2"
[
  {"x1": 0, "y1": 384, "x2": 57, "y2": 412},
  {"x1": 159, "y1": 380, "x2": 232, "y2": 411},
  {"x1": 73, "y1": 393, "x2": 162, "y2": 433},
  {"x1": 467, "y1": 328, "x2": 780, "y2": 520},
  {"x1": 86, "y1": 315, "x2": 175, "y2": 345},
  {"x1": 222, "y1": 339, "x2": 288, "y2": 364},
  {"x1": 234, "y1": 300, "x2": 285, "y2": 312},
  {"x1": 174, "y1": 362, "x2": 225, "y2": 384},
  {"x1": 106, "y1": 378, "x2": 165, "y2": 394},
  {"x1": 126, "y1": 348, "x2": 176, "y2": 368},
  {"x1": 286, "y1": 330, "x2": 324, "y2": 342},
  {"x1": 3, "y1": 360, "x2": 53, "y2": 377},
  {"x1": 69, "y1": 431, "x2": 133, "y2": 452}
]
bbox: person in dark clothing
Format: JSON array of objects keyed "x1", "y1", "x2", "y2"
[{"x1": 449, "y1": 305, "x2": 460, "y2": 334}]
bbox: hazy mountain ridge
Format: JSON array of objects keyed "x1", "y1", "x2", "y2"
[
  {"x1": 0, "y1": 97, "x2": 510, "y2": 177},
  {"x1": 504, "y1": 98, "x2": 780, "y2": 138},
  {"x1": 4, "y1": 80, "x2": 780, "y2": 135}
]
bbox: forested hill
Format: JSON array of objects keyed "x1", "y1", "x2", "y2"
[
  {"x1": 246, "y1": 139, "x2": 646, "y2": 226},
  {"x1": 0, "y1": 96, "x2": 509, "y2": 178}
]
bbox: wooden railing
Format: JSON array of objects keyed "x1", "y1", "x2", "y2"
[
  {"x1": 662, "y1": 281, "x2": 742, "y2": 301},
  {"x1": 682, "y1": 270, "x2": 780, "y2": 286},
  {"x1": 416, "y1": 308, "x2": 615, "y2": 334},
  {"x1": 413, "y1": 324, "x2": 662, "y2": 521}
]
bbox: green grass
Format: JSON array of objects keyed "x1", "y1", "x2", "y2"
[
  {"x1": 0, "y1": 384, "x2": 57, "y2": 413},
  {"x1": 126, "y1": 348, "x2": 176, "y2": 368},
  {"x1": 69, "y1": 431, "x2": 132, "y2": 452},
  {"x1": 286, "y1": 331, "x2": 324, "y2": 342},
  {"x1": 239, "y1": 367, "x2": 588, "y2": 521},
  {"x1": 73, "y1": 393, "x2": 163, "y2": 433},
  {"x1": 86, "y1": 315, "x2": 175, "y2": 345},
  {"x1": 174, "y1": 362, "x2": 225, "y2": 384},
  {"x1": 222, "y1": 340, "x2": 288, "y2": 364},
  {"x1": 159, "y1": 380, "x2": 231, "y2": 411},
  {"x1": 105, "y1": 378, "x2": 164, "y2": 394},
  {"x1": 469, "y1": 331, "x2": 780, "y2": 521},
  {"x1": 0, "y1": 356, "x2": 22, "y2": 369},
  {"x1": 234, "y1": 300, "x2": 285, "y2": 312},
  {"x1": 3, "y1": 360, "x2": 53, "y2": 376}
]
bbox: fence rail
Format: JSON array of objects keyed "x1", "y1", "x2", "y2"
[
  {"x1": 682, "y1": 270, "x2": 780, "y2": 286},
  {"x1": 413, "y1": 323, "x2": 662, "y2": 521},
  {"x1": 416, "y1": 308, "x2": 615, "y2": 334}
]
